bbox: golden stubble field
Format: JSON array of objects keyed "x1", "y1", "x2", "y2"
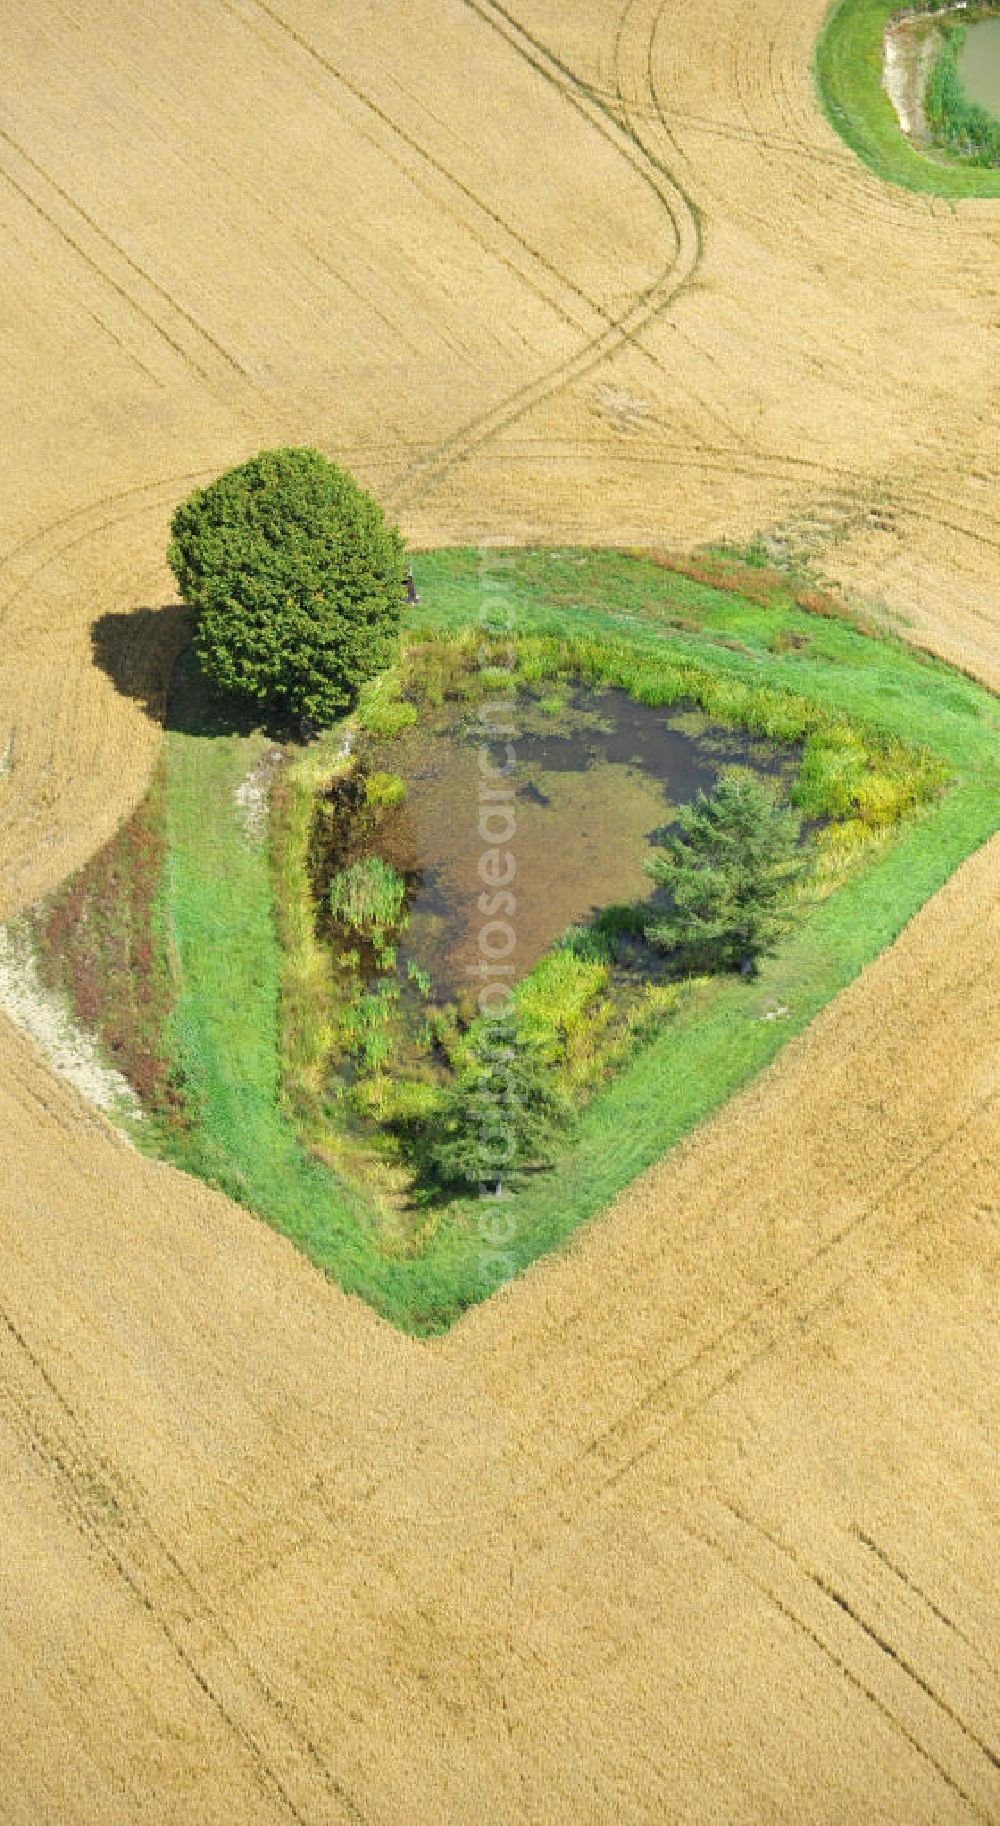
[{"x1": 1, "y1": 1, "x2": 997, "y2": 1820}]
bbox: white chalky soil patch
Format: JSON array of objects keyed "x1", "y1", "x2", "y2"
[
  {"x1": 0, "y1": 922, "x2": 141, "y2": 1120},
  {"x1": 882, "y1": 10, "x2": 956, "y2": 141},
  {"x1": 234, "y1": 746, "x2": 286, "y2": 843}
]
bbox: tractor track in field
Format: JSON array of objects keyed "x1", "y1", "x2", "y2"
[
  {"x1": 584, "y1": 1104, "x2": 995, "y2": 1503},
  {"x1": 851, "y1": 1529, "x2": 1000, "y2": 1677},
  {"x1": 386, "y1": 0, "x2": 1000, "y2": 560},
  {"x1": 0, "y1": 1299, "x2": 368, "y2": 1826},
  {"x1": 714, "y1": 1496, "x2": 1000, "y2": 1778},
  {"x1": 675, "y1": 1493, "x2": 999, "y2": 1822},
  {"x1": 385, "y1": 0, "x2": 705, "y2": 510},
  {"x1": 0, "y1": 125, "x2": 257, "y2": 397},
  {"x1": 218, "y1": 0, "x2": 694, "y2": 394},
  {"x1": 461, "y1": 1072, "x2": 996, "y2": 1525}
]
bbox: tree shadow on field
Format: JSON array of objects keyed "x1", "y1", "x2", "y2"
[
  {"x1": 91, "y1": 604, "x2": 294, "y2": 742},
  {"x1": 91, "y1": 604, "x2": 190, "y2": 724}
]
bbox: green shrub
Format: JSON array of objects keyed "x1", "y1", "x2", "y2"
[
  {"x1": 624, "y1": 980, "x2": 690, "y2": 1044},
  {"x1": 622, "y1": 664, "x2": 685, "y2": 706},
  {"x1": 645, "y1": 768, "x2": 810, "y2": 976},
  {"x1": 328, "y1": 857, "x2": 406, "y2": 936},
  {"x1": 514, "y1": 949, "x2": 609, "y2": 1065},
  {"x1": 408, "y1": 1024, "x2": 574, "y2": 1193},
  {"x1": 365, "y1": 769, "x2": 407, "y2": 810},
  {"x1": 795, "y1": 726, "x2": 947, "y2": 826},
  {"x1": 367, "y1": 699, "x2": 417, "y2": 737},
  {"x1": 814, "y1": 817, "x2": 884, "y2": 880},
  {"x1": 560, "y1": 902, "x2": 648, "y2": 966},
  {"x1": 741, "y1": 687, "x2": 817, "y2": 744},
  {"x1": 378, "y1": 1077, "x2": 445, "y2": 1125},
  {"x1": 794, "y1": 725, "x2": 868, "y2": 819},
  {"x1": 854, "y1": 760, "x2": 927, "y2": 829},
  {"x1": 518, "y1": 653, "x2": 553, "y2": 685},
  {"x1": 169, "y1": 448, "x2": 407, "y2": 725},
  {"x1": 349, "y1": 983, "x2": 400, "y2": 1079},
  {"x1": 593, "y1": 901, "x2": 649, "y2": 940},
  {"x1": 355, "y1": 671, "x2": 418, "y2": 737}
]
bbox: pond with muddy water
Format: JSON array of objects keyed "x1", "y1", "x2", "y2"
[
  {"x1": 313, "y1": 686, "x2": 796, "y2": 1006},
  {"x1": 960, "y1": 15, "x2": 1000, "y2": 113}
]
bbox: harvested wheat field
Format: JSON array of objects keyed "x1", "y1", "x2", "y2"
[{"x1": 1, "y1": 0, "x2": 998, "y2": 1820}]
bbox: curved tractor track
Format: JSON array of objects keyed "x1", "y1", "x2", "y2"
[
  {"x1": 1, "y1": 1, "x2": 998, "y2": 1822},
  {"x1": 388, "y1": 0, "x2": 704, "y2": 511}
]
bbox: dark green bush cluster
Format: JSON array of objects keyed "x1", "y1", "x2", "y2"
[
  {"x1": 169, "y1": 448, "x2": 407, "y2": 726},
  {"x1": 397, "y1": 1019, "x2": 573, "y2": 1195},
  {"x1": 926, "y1": 25, "x2": 1000, "y2": 167},
  {"x1": 644, "y1": 769, "x2": 810, "y2": 977}
]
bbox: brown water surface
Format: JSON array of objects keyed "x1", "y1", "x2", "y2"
[{"x1": 333, "y1": 688, "x2": 793, "y2": 1001}]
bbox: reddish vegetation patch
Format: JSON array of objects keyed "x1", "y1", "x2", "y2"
[
  {"x1": 633, "y1": 549, "x2": 878, "y2": 634},
  {"x1": 31, "y1": 766, "x2": 188, "y2": 1125}
]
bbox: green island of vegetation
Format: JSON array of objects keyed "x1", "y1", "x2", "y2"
[
  {"x1": 31, "y1": 516, "x2": 999, "y2": 1333},
  {"x1": 815, "y1": 0, "x2": 1000, "y2": 193}
]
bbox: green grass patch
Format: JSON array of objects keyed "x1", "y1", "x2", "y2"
[
  {"x1": 328, "y1": 856, "x2": 406, "y2": 935},
  {"x1": 364, "y1": 769, "x2": 407, "y2": 810},
  {"x1": 815, "y1": 0, "x2": 1000, "y2": 193}
]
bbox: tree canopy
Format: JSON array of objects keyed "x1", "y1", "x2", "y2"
[
  {"x1": 168, "y1": 448, "x2": 407, "y2": 726},
  {"x1": 644, "y1": 767, "x2": 809, "y2": 976},
  {"x1": 406, "y1": 1023, "x2": 573, "y2": 1195}
]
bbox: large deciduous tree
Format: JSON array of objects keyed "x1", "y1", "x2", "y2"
[{"x1": 169, "y1": 448, "x2": 407, "y2": 726}]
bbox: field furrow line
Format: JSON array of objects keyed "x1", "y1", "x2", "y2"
[
  {"x1": 852, "y1": 1529, "x2": 1000, "y2": 1676},
  {"x1": 588, "y1": 1104, "x2": 996, "y2": 1500},
  {"x1": 0, "y1": 124, "x2": 258, "y2": 395},
  {"x1": 466, "y1": 429, "x2": 1000, "y2": 567},
  {"x1": 0, "y1": 181, "x2": 169, "y2": 386},
  {"x1": 611, "y1": 0, "x2": 766, "y2": 450},
  {"x1": 0, "y1": 473, "x2": 211, "y2": 588},
  {"x1": 221, "y1": 0, "x2": 670, "y2": 363},
  {"x1": 0, "y1": 158, "x2": 215, "y2": 386},
  {"x1": 385, "y1": 0, "x2": 703, "y2": 507},
  {"x1": 91, "y1": 35, "x2": 435, "y2": 364},
  {"x1": 479, "y1": 1084, "x2": 996, "y2": 1535},
  {"x1": 0, "y1": 1303, "x2": 367, "y2": 1825},
  {"x1": 674, "y1": 1498, "x2": 996, "y2": 1822},
  {"x1": 717, "y1": 1497, "x2": 1000, "y2": 1790}
]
